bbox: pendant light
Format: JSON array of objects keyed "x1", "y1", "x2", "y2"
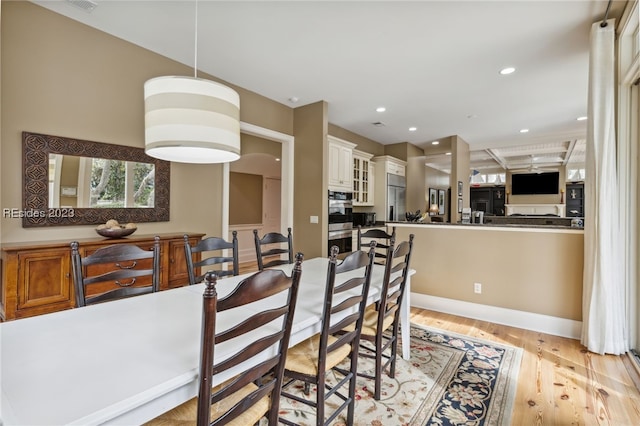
[{"x1": 144, "y1": 1, "x2": 240, "y2": 163}]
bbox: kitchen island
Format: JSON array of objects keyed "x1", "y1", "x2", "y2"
[{"x1": 391, "y1": 222, "x2": 584, "y2": 338}]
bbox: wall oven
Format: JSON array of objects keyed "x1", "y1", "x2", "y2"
[{"x1": 328, "y1": 190, "x2": 353, "y2": 255}]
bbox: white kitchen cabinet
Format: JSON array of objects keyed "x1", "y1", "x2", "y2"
[
  {"x1": 328, "y1": 136, "x2": 356, "y2": 191},
  {"x1": 383, "y1": 157, "x2": 405, "y2": 176},
  {"x1": 352, "y1": 150, "x2": 375, "y2": 206}
]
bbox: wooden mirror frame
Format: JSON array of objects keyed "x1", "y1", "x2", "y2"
[{"x1": 22, "y1": 131, "x2": 170, "y2": 228}]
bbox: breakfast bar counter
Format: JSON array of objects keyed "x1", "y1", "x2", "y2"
[{"x1": 390, "y1": 222, "x2": 584, "y2": 338}]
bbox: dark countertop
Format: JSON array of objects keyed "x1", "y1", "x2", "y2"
[
  {"x1": 387, "y1": 220, "x2": 583, "y2": 230},
  {"x1": 352, "y1": 222, "x2": 387, "y2": 230}
]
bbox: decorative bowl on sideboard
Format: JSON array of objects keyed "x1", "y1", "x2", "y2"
[{"x1": 95, "y1": 226, "x2": 137, "y2": 238}]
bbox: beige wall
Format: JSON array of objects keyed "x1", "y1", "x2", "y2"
[
  {"x1": 383, "y1": 142, "x2": 408, "y2": 162},
  {"x1": 328, "y1": 124, "x2": 384, "y2": 156},
  {"x1": 0, "y1": 0, "x2": 3, "y2": 243},
  {"x1": 293, "y1": 101, "x2": 328, "y2": 259},
  {"x1": 425, "y1": 166, "x2": 450, "y2": 220},
  {"x1": 406, "y1": 143, "x2": 427, "y2": 215},
  {"x1": 1, "y1": 2, "x2": 293, "y2": 244},
  {"x1": 395, "y1": 224, "x2": 584, "y2": 321},
  {"x1": 229, "y1": 172, "x2": 262, "y2": 225},
  {"x1": 241, "y1": 134, "x2": 282, "y2": 158},
  {"x1": 451, "y1": 136, "x2": 470, "y2": 222}
]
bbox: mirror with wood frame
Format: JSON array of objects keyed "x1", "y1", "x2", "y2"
[{"x1": 22, "y1": 131, "x2": 170, "y2": 227}]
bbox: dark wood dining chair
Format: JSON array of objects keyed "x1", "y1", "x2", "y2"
[
  {"x1": 356, "y1": 233, "x2": 414, "y2": 400},
  {"x1": 357, "y1": 225, "x2": 396, "y2": 264},
  {"x1": 184, "y1": 231, "x2": 239, "y2": 285},
  {"x1": 70, "y1": 237, "x2": 161, "y2": 308},
  {"x1": 253, "y1": 227, "x2": 293, "y2": 270},
  {"x1": 280, "y1": 244, "x2": 375, "y2": 426},
  {"x1": 147, "y1": 254, "x2": 303, "y2": 426}
]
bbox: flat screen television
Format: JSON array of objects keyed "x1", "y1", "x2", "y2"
[{"x1": 511, "y1": 172, "x2": 559, "y2": 195}]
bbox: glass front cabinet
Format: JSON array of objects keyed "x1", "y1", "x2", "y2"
[{"x1": 353, "y1": 150, "x2": 374, "y2": 206}]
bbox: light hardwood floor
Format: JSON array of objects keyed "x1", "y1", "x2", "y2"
[
  {"x1": 239, "y1": 261, "x2": 640, "y2": 425},
  {"x1": 411, "y1": 308, "x2": 640, "y2": 425}
]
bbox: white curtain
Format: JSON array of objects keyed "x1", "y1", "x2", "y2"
[{"x1": 581, "y1": 19, "x2": 628, "y2": 355}]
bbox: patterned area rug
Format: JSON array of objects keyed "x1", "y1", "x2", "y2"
[{"x1": 276, "y1": 323, "x2": 522, "y2": 426}]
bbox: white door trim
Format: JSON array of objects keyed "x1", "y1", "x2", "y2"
[{"x1": 222, "y1": 123, "x2": 295, "y2": 245}]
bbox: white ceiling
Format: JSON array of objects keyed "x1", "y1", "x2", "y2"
[
  {"x1": 32, "y1": 0, "x2": 625, "y2": 172},
  {"x1": 426, "y1": 138, "x2": 586, "y2": 174}
]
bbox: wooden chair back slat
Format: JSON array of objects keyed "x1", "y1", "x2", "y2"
[
  {"x1": 253, "y1": 227, "x2": 293, "y2": 270},
  {"x1": 185, "y1": 232, "x2": 239, "y2": 283},
  {"x1": 214, "y1": 330, "x2": 286, "y2": 375},
  {"x1": 355, "y1": 233, "x2": 414, "y2": 400},
  {"x1": 70, "y1": 237, "x2": 161, "y2": 308},
  {"x1": 281, "y1": 244, "x2": 375, "y2": 425},
  {"x1": 357, "y1": 226, "x2": 396, "y2": 264},
  {"x1": 196, "y1": 253, "x2": 303, "y2": 426}
]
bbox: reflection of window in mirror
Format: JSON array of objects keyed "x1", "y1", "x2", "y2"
[
  {"x1": 48, "y1": 154, "x2": 63, "y2": 208},
  {"x1": 85, "y1": 158, "x2": 155, "y2": 208},
  {"x1": 50, "y1": 154, "x2": 155, "y2": 209}
]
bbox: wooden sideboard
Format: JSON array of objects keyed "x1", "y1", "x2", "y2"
[{"x1": 0, "y1": 232, "x2": 204, "y2": 321}]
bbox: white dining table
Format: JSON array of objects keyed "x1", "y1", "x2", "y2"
[{"x1": 0, "y1": 257, "x2": 411, "y2": 425}]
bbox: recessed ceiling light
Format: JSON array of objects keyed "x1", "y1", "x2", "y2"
[
  {"x1": 288, "y1": 97, "x2": 299, "y2": 103},
  {"x1": 409, "y1": 127, "x2": 417, "y2": 132},
  {"x1": 500, "y1": 67, "x2": 516, "y2": 75},
  {"x1": 519, "y1": 129, "x2": 529, "y2": 133},
  {"x1": 445, "y1": 152, "x2": 452, "y2": 156},
  {"x1": 577, "y1": 116, "x2": 588, "y2": 121},
  {"x1": 432, "y1": 141, "x2": 440, "y2": 145},
  {"x1": 376, "y1": 107, "x2": 386, "y2": 112}
]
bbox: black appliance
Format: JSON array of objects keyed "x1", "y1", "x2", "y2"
[
  {"x1": 511, "y1": 172, "x2": 559, "y2": 195},
  {"x1": 328, "y1": 190, "x2": 353, "y2": 255},
  {"x1": 352, "y1": 212, "x2": 376, "y2": 227}
]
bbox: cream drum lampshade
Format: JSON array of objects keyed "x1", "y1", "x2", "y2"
[{"x1": 144, "y1": 76, "x2": 240, "y2": 164}]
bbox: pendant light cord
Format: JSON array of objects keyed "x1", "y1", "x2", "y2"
[
  {"x1": 600, "y1": 0, "x2": 612, "y2": 28},
  {"x1": 194, "y1": 0, "x2": 199, "y2": 78}
]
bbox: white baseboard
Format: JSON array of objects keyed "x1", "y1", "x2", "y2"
[
  {"x1": 238, "y1": 248, "x2": 255, "y2": 264},
  {"x1": 229, "y1": 225, "x2": 260, "y2": 263},
  {"x1": 411, "y1": 293, "x2": 582, "y2": 340}
]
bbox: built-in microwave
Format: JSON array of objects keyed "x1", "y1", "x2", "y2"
[
  {"x1": 352, "y1": 212, "x2": 376, "y2": 227},
  {"x1": 328, "y1": 191, "x2": 353, "y2": 230}
]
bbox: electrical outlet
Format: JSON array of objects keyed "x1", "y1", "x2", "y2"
[
  {"x1": 474, "y1": 282, "x2": 482, "y2": 294},
  {"x1": 310, "y1": 215, "x2": 319, "y2": 224}
]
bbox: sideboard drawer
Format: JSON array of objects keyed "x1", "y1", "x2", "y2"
[{"x1": 1, "y1": 233, "x2": 204, "y2": 320}]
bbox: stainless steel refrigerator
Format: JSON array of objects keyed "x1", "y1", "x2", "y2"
[{"x1": 387, "y1": 173, "x2": 406, "y2": 221}]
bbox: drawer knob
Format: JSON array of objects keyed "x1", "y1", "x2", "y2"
[{"x1": 115, "y1": 261, "x2": 137, "y2": 269}]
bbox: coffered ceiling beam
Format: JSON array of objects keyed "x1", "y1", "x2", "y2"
[
  {"x1": 485, "y1": 148, "x2": 507, "y2": 170},
  {"x1": 563, "y1": 140, "x2": 578, "y2": 165}
]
